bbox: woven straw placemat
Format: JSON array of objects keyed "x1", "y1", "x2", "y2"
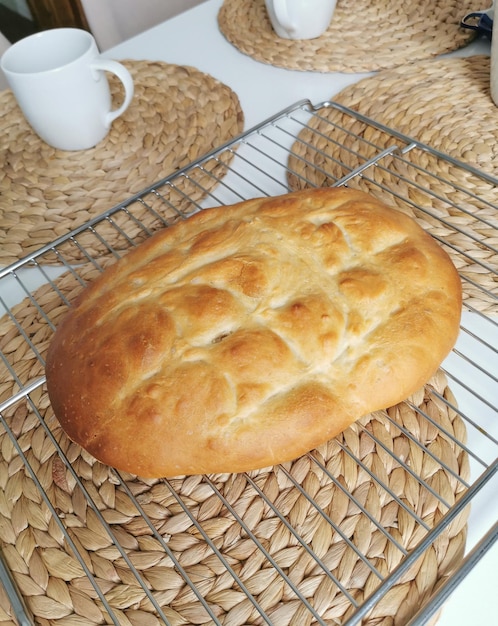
[
  {"x1": 0, "y1": 261, "x2": 469, "y2": 625},
  {"x1": 327, "y1": 55, "x2": 498, "y2": 177},
  {"x1": 287, "y1": 56, "x2": 498, "y2": 314},
  {"x1": 0, "y1": 60, "x2": 244, "y2": 266},
  {"x1": 217, "y1": 0, "x2": 476, "y2": 73}
]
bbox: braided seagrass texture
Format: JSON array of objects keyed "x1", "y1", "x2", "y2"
[
  {"x1": 287, "y1": 56, "x2": 498, "y2": 314},
  {"x1": 0, "y1": 260, "x2": 470, "y2": 625},
  {"x1": 217, "y1": 0, "x2": 476, "y2": 73},
  {"x1": 326, "y1": 56, "x2": 498, "y2": 178},
  {"x1": 0, "y1": 60, "x2": 244, "y2": 266}
]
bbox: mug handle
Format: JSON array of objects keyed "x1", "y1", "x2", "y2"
[
  {"x1": 91, "y1": 59, "x2": 134, "y2": 127},
  {"x1": 272, "y1": 0, "x2": 296, "y2": 33}
]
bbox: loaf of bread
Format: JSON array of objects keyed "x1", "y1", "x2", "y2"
[{"x1": 45, "y1": 187, "x2": 462, "y2": 477}]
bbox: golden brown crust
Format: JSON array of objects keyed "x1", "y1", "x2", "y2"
[{"x1": 45, "y1": 187, "x2": 462, "y2": 477}]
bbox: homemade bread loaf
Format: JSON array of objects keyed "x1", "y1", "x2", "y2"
[{"x1": 45, "y1": 187, "x2": 462, "y2": 477}]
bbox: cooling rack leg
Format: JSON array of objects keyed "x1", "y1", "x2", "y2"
[{"x1": 406, "y1": 521, "x2": 498, "y2": 626}]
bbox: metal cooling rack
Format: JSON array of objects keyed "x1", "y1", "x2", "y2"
[{"x1": 0, "y1": 100, "x2": 497, "y2": 625}]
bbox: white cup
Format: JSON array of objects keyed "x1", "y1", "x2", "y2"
[
  {"x1": 0, "y1": 28, "x2": 134, "y2": 151},
  {"x1": 265, "y1": 0, "x2": 337, "y2": 40}
]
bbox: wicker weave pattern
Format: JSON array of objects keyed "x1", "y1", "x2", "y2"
[
  {"x1": 0, "y1": 261, "x2": 470, "y2": 625},
  {"x1": 0, "y1": 60, "x2": 244, "y2": 266},
  {"x1": 217, "y1": 0, "x2": 476, "y2": 73},
  {"x1": 331, "y1": 56, "x2": 498, "y2": 178},
  {"x1": 287, "y1": 57, "x2": 498, "y2": 315}
]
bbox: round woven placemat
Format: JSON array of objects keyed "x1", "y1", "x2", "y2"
[
  {"x1": 0, "y1": 262, "x2": 469, "y2": 625},
  {"x1": 327, "y1": 55, "x2": 498, "y2": 178},
  {"x1": 287, "y1": 55, "x2": 498, "y2": 314},
  {"x1": 0, "y1": 60, "x2": 244, "y2": 266},
  {"x1": 217, "y1": 0, "x2": 476, "y2": 73}
]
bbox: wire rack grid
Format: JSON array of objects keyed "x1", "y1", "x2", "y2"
[{"x1": 0, "y1": 100, "x2": 497, "y2": 626}]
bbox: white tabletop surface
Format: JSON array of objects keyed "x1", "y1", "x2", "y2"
[{"x1": 55, "y1": 1, "x2": 498, "y2": 623}]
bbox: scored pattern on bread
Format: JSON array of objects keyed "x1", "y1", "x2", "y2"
[{"x1": 45, "y1": 187, "x2": 462, "y2": 477}]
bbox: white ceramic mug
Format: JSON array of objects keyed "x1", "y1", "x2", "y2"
[
  {"x1": 265, "y1": 0, "x2": 337, "y2": 40},
  {"x1": 0, "y1": 28, "x2": 134, "y2": 151}
]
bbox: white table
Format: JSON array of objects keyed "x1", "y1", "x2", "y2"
[
  {"x1": 3, "y1": 2, "x2": 494, "y2": 624},
  {"x1": 106, "y1": 0, "x2": 491, "y2": 129},
  {"x1": 105, "y1": 0, "x2": 498, "y2": 626},
  {"x1": 104, "y1": 4, "x2": 497, "y2": 624}
]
